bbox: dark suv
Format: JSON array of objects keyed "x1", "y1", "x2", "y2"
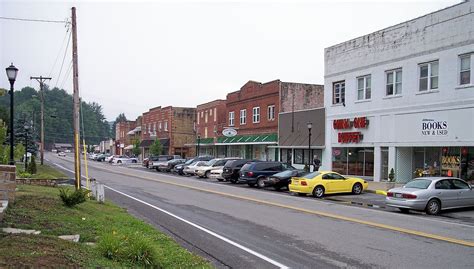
[
  {"x1": 239, "y1": 161, "x2": 295, "y2": 187},
  {"x1": 222, "y1": 159, "x2": 252, "y2": 183}
]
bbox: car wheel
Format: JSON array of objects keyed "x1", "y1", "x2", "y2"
[
  {"x1": 205, "y1": 171, "x2": 210, "y2": 178},
  {"x1": 313, "y1": 186, "x2": 325, "y2": 198},
  {"x1": 217, "y1": 178, "x2": 224, "y2": 182},
  {"x1": 117, "y1": 160, "x2": 122, "y2": 164},
  {"x1": 230, "y1": 179, "x2": 237, "y2": 184},
  {"x1": 156, "y1": 168, "x2": 160, "y2": 172},
  {"x1": 398, "y1": 208, "x2": 410, "y2": 213},
  {"x1": 132, "y1": 160, "x2": 137, "y2": 163},
  {"x1": 274, "y1": 186, "x2": 282, "y2": 191},
  {"x1": 257, "y1": 177, "x2": 266, "y2": 188},
  {"x1": 248, "y1": 182, "x2": 256, "y2": 187},
  {"x1": 425, "y1": 199, "x2": 441, "y2": 215},
  {"x1": 352, "y1": 183, "x2": 363, "y2": 195}
]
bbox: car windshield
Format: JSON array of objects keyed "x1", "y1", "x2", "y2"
[
  {"x1": 185, "y1": 159, "x2": 194, "y2": 165},
  {"x1": 273, "y1": 170, "x2": 294, "y2": 177},
  {"x1": 206, "y1": 159, "x2": 218, "y2": 166},
  {"x1": 404, "y1": 179, "x2": 432, "y2": 189},
  {"x1": 158, "y1": 157, "x2": 169, "y2": 161},
  {"x1": 282, "y1": 163, "x2": 296, "y2": 170},
  {"x1": 302, "y1": 172, "x2": 321, "y2": 180}
]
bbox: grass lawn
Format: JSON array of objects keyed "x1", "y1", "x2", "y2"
[
  {"x1": 16, "y1": 163, "x2": 68, "y2": 179},
  {"x1": 0, "y1": 185, "x2": 212, "y2": 268}
]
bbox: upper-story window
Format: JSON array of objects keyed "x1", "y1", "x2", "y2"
[
  {"x1": 197, "y1": 113, "x2": 200, "y2": 124},
  {"x1": 267, "y1": 105, "x2": 275, "y2": 121},
  {"x1": 164, "y1": 121, "x2": 168, "y2": 131},
  {"x1": 333, "y1": 81, "x2": 345, "y2": 104},
  {"x1": 240, "y1": 109, "x2": 246, "y2": 125},
  {"x1": 143, "y1": 125, "x2": 146, "y2": 134},
  {"x1": 153, "y1": 123, "x2": 156, "y2": 134},
  {"x1": 252, "y1": 107, "x2": 260, "y2": 123},
  {"x1": 209, "y1": 109, "x2": 212, "y2": 116},
  {"x1": 419, "y1": 60, "x2": 438, "y2": 91},
  {"x1": 205, "y1": 111, "x2": 208, "y2": 123},
  {"x1": 158, "y1": 122, "x2": 162, "y2": 131},
  {"x1": 229, "y1": 111, "x2": 234, "y2": 126},
  {"x1": 214, "y1": 108, "x2": 217, "y2": 122},
  {"x1": 357, "y1": 75, "x2": 371, "y2": 100},
  {"x1": 460, "y1": 54, "x2": 471, "y2": 85},
  {"x1": 386, "y1": 69, "x2": 402, "y2": 96}
]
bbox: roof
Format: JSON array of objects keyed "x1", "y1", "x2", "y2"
[{"x1": 216, "y1": 133, "x2": 277, "y2": 145}]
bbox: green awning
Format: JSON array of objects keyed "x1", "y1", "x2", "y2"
[
  {"x1": 197, "y1": 138, "x2": 214, "y2": 144},
  {"x1": 216, "y1": 133, "x2": 277, "y2": 145}
]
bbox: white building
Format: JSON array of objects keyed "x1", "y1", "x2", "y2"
[{"x1": 323, "y1": 1, "x2": 474, "y2": 183}]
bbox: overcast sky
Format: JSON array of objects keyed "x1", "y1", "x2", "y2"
[{"x1": 0, "y1": 0, "x2": 461, "y2": 121}]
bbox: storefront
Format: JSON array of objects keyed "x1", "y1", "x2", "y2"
[{"x1": 215, "y1": 133, "x2": 278, "y2": 160}]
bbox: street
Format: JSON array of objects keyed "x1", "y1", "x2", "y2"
[{"x1": 47, "y1": 152, "x2": 474, "y2": 269}]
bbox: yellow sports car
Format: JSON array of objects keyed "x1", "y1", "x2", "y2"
[{"x1": 289, "y1": 171, "x2": 368, "y2": 198}]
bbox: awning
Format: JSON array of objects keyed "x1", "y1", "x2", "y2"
[
  {"x1": 124, "y1": 145, "x2": 134, "y2": 150},
  {"x1": 198, "y1": 138, "x2": 214, "y2": 144},
  {"x1": 215, "y1": 133, "x2": 278, "y2": 145},
  {"x1": 127, "y1": 130, "x2": 135, "y2": 135},
  {"x1": 139, "y1": 138, "x2": 170, "y2": 148}
]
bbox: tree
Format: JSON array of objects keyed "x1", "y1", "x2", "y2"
[
  {"x1": 132, "y1": 139, "x2": 141, "y2": 156},
  {"x1": 0, "y1": 122, "x2": 7, "y2": 164},
  {"x1": 27, "y1": 155, "x2": 37, "y2": 174},
  {"x1": 111, "y1": 113, "x2": 127, "y2": 138},
  {"x1": 149, "y1": 139, "x2": 162, "y2": 156}
]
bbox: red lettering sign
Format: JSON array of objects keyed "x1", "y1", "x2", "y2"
[
  {"x1": 353, "y1": 117, "x2": 368, "y2": 128},
  {"x1": 338, "y1": 132, "x2": 363, "y2": 143},
  {"x1": 333, "y1": 119, "x2": 352, "y2": 129}
]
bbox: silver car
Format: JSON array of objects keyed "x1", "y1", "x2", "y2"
[{"x1": 385, "y1": 177, "x2": 474, "y2": 215}]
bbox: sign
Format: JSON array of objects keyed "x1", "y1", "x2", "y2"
[
  {"x1": 333, "y1": 117, "x2": 368, "y2": 130},
  {"x1": 421, "y1": 119, "x2": 448, "y2": 136},
  {"x1": 222, "y1": 128, "x2": 237, "y2": 137},
  {"x1": 338, "y1": 132, "x2": 363, "y2": 143}
]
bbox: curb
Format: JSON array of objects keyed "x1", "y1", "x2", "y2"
[{"x1": 365, "y1": 189, "x2": 387, "y2": 196}]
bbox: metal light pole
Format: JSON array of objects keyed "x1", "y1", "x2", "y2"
[
  {"x1": 307, "y1": 122, "x2": 312, "y2": 172},
  {"x1": 24, "y1": 124, "x2": 29, "y2": 170},
  {"x1": 6, "y1": 63, "x2": 18, "y2": 165}
]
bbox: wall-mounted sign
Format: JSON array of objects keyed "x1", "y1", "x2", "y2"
[
  {"x1": 222, "y1": 128, "x2": 237, "y2": 137},
  {"x1": 338, "y1": 132, "x2": 363, "y2": 143},
  {"x1": 421, "y1": 119, "x2": 448, "y2": 136}
]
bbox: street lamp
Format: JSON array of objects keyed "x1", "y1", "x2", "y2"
[
  {"x1": 24, "y1": 123, "x2": 30, "y2": 170},
  {"x1": 307, "y1": 122, "x2": 313, "y2": 172},
  {"x1": 6, "y1": 63, "x2": 18, "y2": 165}
]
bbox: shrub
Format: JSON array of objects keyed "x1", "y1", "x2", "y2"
[
  {"x1": 97, "y1": 231, "x2": 160, "y2": 267},
  {"x1": 59, "y1": 188, "x2": 90, "y2": 207},
  {"x1": 18, "y1": 171, "x2": 32, "y2": 178},
  {"x1": 388, "y1": 168, "x2": 395, "y2": 182},
  {"x1": 27, "y1": 155, "x2": 37, "y2": 174}
]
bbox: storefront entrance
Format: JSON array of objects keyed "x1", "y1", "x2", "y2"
[{"x1": 332, "y1": 147, "x2": 374, "y2": 177}]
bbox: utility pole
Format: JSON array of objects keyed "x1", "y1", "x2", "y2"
[
  {"x1": 30, "y1": 76, "x2": 51, "y2": 165},
  {"x1": 72, "y1": 7, "x2": 81, "y2": 190}
]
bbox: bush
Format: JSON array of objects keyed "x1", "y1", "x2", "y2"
[
  {"x1": 388, "y1": 168, "x2": 395, "y2": 182},
  {"x1": 59, "y1": 188, "x2": 90, "y2": 207},
  {"x1": 27, "y1": 155, "x2": 37, "y2": 174},
  {"x1": 97, "y1": 231, "x2": 160, "y2": 267},
  {"x1": 18, "y1": 171, "x2": 32, "y2": 178}
]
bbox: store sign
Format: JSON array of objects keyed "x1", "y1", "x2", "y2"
[
  {"x1": 222, "y1": 128, "x2": 237, "y2": 137},
  {"x1": 334, "y1": 116, "x2": 368, "y2": 143},
  {"x1": 338, "y1": 132, "x2": 363, "y2": 143},
  {"x1": 421, "y1": 119, "x2": 448, "y2": 136},
  {"x1": 441, "y1": 155, "x2": 460, "y2": 168}
]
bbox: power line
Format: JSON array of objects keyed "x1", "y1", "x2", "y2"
[
  {"x1": 59, "y1": 61, "x2": 73, "y2": 90},
  {"x1": 0, "y1": 16, "x2": 68, "y2": 24},
  {"x1": 48, "y1": 27, "x2": 71, "y2": 78},
  {"x1": 55, "y1": 30, "x2": 72, "y2": 88}
]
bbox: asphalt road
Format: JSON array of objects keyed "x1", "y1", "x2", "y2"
[{"x1": 46, "y1": 153, "x2": 474, "y2": 269}]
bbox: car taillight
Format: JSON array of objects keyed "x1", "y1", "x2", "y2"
[
  {"x1": 387, "y1": 192, "x2": 393, "y2": 197},
  {"x1": 247, "y1": 171, "x2": 254, "y2": 177},
  {"x1": 402, "y1": 193, "x2": 417, "y2": 199},
  {"x1": 300, "y1": 181, "x2": 307, "y2": 186}
]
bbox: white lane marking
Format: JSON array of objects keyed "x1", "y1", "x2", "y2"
[{"x1": 104, "y1": 185, "x2": 290, "y2": 269}]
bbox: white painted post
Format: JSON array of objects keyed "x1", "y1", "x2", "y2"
[
  {"x1": 373, "y1": 146, "x2": 381, "y2": 182},
  {"x1": 96, "y1": 184, "x2": 105, "y2": 203}
]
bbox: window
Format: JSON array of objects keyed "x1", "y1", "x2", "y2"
[
  {"x1": 240, "y1": 109, "x2": 246, "y2": 125},
  {"x1": 460, "y1": 55, "x2": 471, "y2": 85},
  {"x1": 229, "y1": 111, "x2": 234, "y2": 126},
  {"x1": 386, "y1": 69, "x2": 402, "y2": 96},
  {"x1": 357, "y1": 75, "x2": 371, "y2": 100},
  {"x1": 214, "y1": 108, "x2": 217, "y2": 122},
  {"x1": 451, "y1": 179, "x2": 470, "y2": 189},
  {"x1": 419, "y1": 61, "x2": 438, "y2": 91},
  {"x1": 205, "y1": 111, "x2": 208, "y2": 123},
  {"x1": 197, "y1": 113, "x2": 200, "y2": 124},
  {"x1": 267, "y1": 105, "x2": 275, "y2": 121},
  {"x1": 143, "y1": 125, "x2": 146, "y2": 134},
  {"x1": 204, "y1": 127, "x2": 208, "y2": 138},
  {"x1": 158, "y1": 122, "x2": 162, "y2": 131},
  {"x1": 252, "y1": 107, "x2": 260, "y2": 123},
  {"x1": 435, "y1": 180, "x2": 453, "y2": 190},
  {"x1": 164, "y1": 121, "x2": 168, "y2": 131},
  {"x1": 333, "y1": 81, "x2": 345, "y2": 104},
  {"x1": 153, "y1": 123, "x2": 156, "y2": 133},
  {"x1": 210, "y1": 109, "x2": 212, "y2": 116}
]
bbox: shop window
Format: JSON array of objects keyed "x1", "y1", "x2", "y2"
[
  {"x1": 332, "y1": 147, "x2": 373, "y2": 176},
  {"x1": 294, "y1": 149, "x2": 304, "y2": 164},
  {"x1": 461, "y1": 147, "x2": 474, "y2": 182},
  {"x1": 381, "y1": 147, "x2": 389, "y2": 181},
  {"x1": 280, "y1": 149, "x2": 292, "y2": 164}
]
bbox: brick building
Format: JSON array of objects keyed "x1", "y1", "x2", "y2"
[
  {"x1": 140, "y1": 106, "x2": 196, "y2": 158},
  {"x1": 115, "y1": 120, "x2": 136, "y2": 155},
  {"x1": 195, "y1": 99, "x2": 226, "y2": 156}
]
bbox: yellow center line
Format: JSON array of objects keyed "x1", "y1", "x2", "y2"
[{"x1": 84, "y1": 161, "x2": 474, "y2": 248}]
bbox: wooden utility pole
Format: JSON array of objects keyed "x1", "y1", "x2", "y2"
[
  {"x1": 72, "y1": 7, "x2": 81, "y2": 190},
  {"x1": 30, "y1": 76, "x2": 51, "y2": 165}
]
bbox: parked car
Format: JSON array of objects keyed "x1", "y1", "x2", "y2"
[
  {"x1": 157, "y1": 159, "x2": 186, "y2": 172},
  {"x1": 385, "y1": 177, "x2": 474, "y2": 215},
  {"x1": 209, "y1": 169, "x2": 224, "y2": 181},
  {"x1": 96, "y1": 154, "x2": 110, "y2": 162},
  {"x1": 150, "y1": 155, "x2": 181, "y2": 171},
  {"x1": 263, "y1": 169, "x2": 308, "y2": 190},
  {"x1": 106, "y1": 155, "x2": 117, "y2": 163},
  {"x1": 143, "y1": 156, "x2": 160, "y2": 168},
  {"x1": 289, "y1": 171, "x2": 368, "y2": 198},
  {"x1": 58, "y1": 151, "x2": 66, "y2": 157},
  {"x1": 183, "y1": 161, "x2": 208, "y2": 176},
  {"x1": 195, "y1": 158, "x2": 241, "y2": 178},
  {"x1": 222, "y1": 159, "x2": 254, "y2": 183},
  {"x1": 174, "y1": 156, "x2": 214, "y2": 175},
  {"x1": 112, "y1": 156, "x2": 134, "y2": 164},
  {"x1": 239, "y1": 161, "x2": 296, "y2": 187}
]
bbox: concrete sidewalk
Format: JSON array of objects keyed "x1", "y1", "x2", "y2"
[{"x1": 366, "y1": 181, "x2": 403, "y2": 195}]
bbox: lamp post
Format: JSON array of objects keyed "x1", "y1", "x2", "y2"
[
  {"x1": 6, "y1": 63, "x2": 18, "y2": 165},
  {"x1": 24, "y1": 124, "x2": 29, "y2": 170},
  {"x1": 307, "y1": 122, "x2": 313, "y2": 172},
  {"x1": 197, "y1": 135, "x2": 201, "y2": 157}
]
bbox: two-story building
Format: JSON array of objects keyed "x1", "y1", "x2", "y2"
[
  {"x1": 115, "y1": 120, "x2": 136, "y2": 155},
  {"x1": 195, "y1": 99, "x2": 226, "y2": 156},
  {"x1": 323, "y1": 0, "x2": 474, "y2": 183}
]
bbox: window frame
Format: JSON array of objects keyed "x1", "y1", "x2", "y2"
[
  {"x1": 333, "y1": 81, "x2": 345, "y2": 105},
  {"x1": 385, "y1": 69, "x2": 402, "y2": 96},
  {"x1": 229, "y1": 111, "x2": 235, "y2": 126},
  {"x1": 164, "y1": 121, "x2": 168, "y2": 131},
  {"x1": 267, "y1": 105, "x2": 275, "y2": 121},
  {"x1": 459, "y1": 54, "x2": 471, "y2": 85},
  {"x1": 252, "y1": 107, "x2": 260, "y2": 123},
  {"x1": 240, "y1": 109, "x2": 247, "y2": 125},
  {"x1": 419, "y1": 60, "x2": 439, "y2": 91},
  {"x1": 357, "y1": 75, "x2": 371, "y2": 101}
]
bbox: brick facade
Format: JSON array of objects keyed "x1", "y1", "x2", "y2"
[
  {"x1": 196, "y1": 99, "x2": 226, "y2": 139},
  {"x1": 280, "y1": 83, "x2": 324, "y2": 113}
]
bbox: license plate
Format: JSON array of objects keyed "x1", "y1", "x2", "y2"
[
  {"x1": 395, "y1": 193, "x2": 402, "y2": 198},
  {"x1": 292, "y1": 180, "x2": 298, "y2": 185}
]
